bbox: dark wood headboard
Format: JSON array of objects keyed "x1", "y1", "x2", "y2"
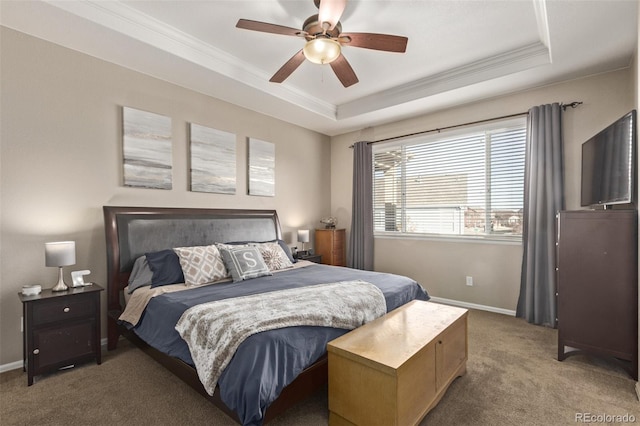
[{"x1": 102, "y1": 206, "x2": 282, "y2": 349}]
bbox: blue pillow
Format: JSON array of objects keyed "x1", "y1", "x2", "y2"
[
  {"x1": 146, "y1": 249, "x2": 185, "y2": 288},
  {"x1": 127, "y1": 255, "x2": 153, "y2": 294}
]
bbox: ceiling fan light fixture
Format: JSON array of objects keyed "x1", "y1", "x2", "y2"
[{"x1": 303, "y1": 38, "x2": 341, "y2": 64}]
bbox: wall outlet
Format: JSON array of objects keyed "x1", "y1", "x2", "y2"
[{"x1": 465, "y1": 276, "x2": 473, "y2": 286}]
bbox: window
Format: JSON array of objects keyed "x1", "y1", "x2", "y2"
[{"x1": 373, "y1": 118, "x2": 526, "y2": 240}]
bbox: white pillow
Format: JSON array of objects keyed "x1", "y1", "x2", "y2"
[
  {"x1": 250, "y1": 241, "x2": 294, "y2": 271},
  {"x1": 173, "y1": 244, "x2": 228, "y2": 286}
]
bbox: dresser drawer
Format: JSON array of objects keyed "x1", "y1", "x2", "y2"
[
  {"x1": 32, "y1": 294, "x2": 95, "y2": 325},
  {"x1": 332, "y1": 248, "x2": 345, "y2": 266},
  {"x1": 332, "y1": 236, "x2": 344, "y2": 249}
]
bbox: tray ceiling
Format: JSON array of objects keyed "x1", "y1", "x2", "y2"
[{"x1": 1, "y1": 1, "x2": 637, "y2": 136}]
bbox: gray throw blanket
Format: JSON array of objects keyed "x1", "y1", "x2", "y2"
[{"x1": 175, "y1": 280, "x2": 386, "y2": 395}]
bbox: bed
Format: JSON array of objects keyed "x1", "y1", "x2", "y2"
[{"x1": 104, "y1": 206, "x2": 429, "y2": 425}]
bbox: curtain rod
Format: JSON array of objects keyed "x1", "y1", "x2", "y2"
[{"x1": 349, "y1": 101, "x2": 582, "y2": 147}]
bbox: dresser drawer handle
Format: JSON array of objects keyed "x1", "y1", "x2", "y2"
[
  {"x1": 63, "y1": 307, "x2": 70, "y2": 313},
  {"x1": 33, "y1": 349, "x2": 40, "y2": 355}
]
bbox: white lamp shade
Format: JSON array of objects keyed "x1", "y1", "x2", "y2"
[
  {"x1": 297, "y1": 230, "x2": 310, "y2": 243},
  {"x1": 45, "y1": 241, "x2": 76, "y2": 267}
]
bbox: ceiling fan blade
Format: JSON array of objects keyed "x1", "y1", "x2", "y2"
[
  {"x1": 330, "y1": 53, "x2": 358, "y2": 87},
  {"x1": 318, "y1": 0, "x2": 347, "y2": 30},
  {"x1": 339, "y1": 32, "x2": 408, "y2": 53},
  {"x1": 270, "y1": 50, "x2": 306, "y2": 83},
  {"x1": 236, "y1": 19, "x2": 304, "y2": 37}
]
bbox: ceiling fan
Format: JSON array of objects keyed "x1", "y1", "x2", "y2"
[{"x1": 236, "y1": 0, "x2": 408, "y2": 88}]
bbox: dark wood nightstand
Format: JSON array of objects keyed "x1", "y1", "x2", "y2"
[
  {"x1": 19, "y1": 284, "x2": 103, "y2": 385},
  {"x1": 296, "y1": 254, "x2": 322, "y2": 264}
]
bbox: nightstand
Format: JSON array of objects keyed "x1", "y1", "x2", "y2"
[
  {"x1": 19, "y1": 284, "x2": 103, "y2": 385},
  {"x1": 296, "y1": 254, "x2": 322, "y2": 264}
]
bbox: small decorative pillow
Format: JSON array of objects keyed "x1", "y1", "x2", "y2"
[
  {"x1": 221, "y1": 240, "x2": 296, "y2": 264},
  {"x1": 146, "y1": 249, "x2": 185, "y2": 288},
  {"x1": 127, "y1": 255, "x2": 154, "y2": 294},
  {"x1": 250, "y1": 241, "x2": 294, "y2": 271},
  {"x1": 275, "y1": 240, "x2": 296, "y2": 264},
  {"x1": 173, "y1": 245, "x2": 228, "y2": 286},
  {"x1": 219, "y1": 246, "x2": 272, "y2": 283}
]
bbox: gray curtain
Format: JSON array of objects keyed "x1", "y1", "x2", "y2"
[
  {"x1": 348, "y1": 141, "x2": 374, "y2": 270},
  {"x1": 516, "y1": 103, "x2": 565, "y2": 327}
]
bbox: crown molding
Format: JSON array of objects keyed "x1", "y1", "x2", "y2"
[
  {"x1": 45, "y1": 0, "x2": 338, "y2": 120},
  {"x1": 43, "y1": 0, "x2": 551, "y2": 124},
  {"x1": 9, "y1": 0, "x2": 557, "y2": 129},
  {"x1": 533, "y1": 0, "x2": 552, "y2": 49},
  {"x1": 337, "y1": 42, "x2": 550, "y2": 120}
]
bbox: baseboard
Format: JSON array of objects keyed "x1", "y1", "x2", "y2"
[
  {"x1": 428, "y1": 296, "x2": 516, "y2": 316},
  {"x1": 0, "y1": 338, "x2": 109, "y2": 373},
  {"x1": 0, "y1": 360, "x2": 23, "y2": 374}
]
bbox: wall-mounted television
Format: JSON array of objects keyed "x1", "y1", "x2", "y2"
[{"x1": 581, "y1": 110, "x2": 636, "y2": 207}]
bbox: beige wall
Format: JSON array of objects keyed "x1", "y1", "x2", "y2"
[
  {"x1": 1, "y1": 25, "x2": 636, "y2": 368},
  {"x1": 331, "y1": 68, "x2": 634, "y2": 312},
  {"x1": 0, "y1": 28, "x2": 331, "y2": 365}
]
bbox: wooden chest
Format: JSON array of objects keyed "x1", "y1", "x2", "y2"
[{"x1": 327, "y1": 301, "x2": 468, "y2": 426}]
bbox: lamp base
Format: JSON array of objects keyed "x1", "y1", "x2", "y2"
[{"x1": 51, "y1": 267, "x2": 68, "y2": 292}]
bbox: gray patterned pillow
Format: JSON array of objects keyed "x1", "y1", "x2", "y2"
[
  {"x1": 250, "y1": 242, "x2": 294, "y2": 271},
  {"x1": 219, "y1": 246, "x2": 272, "y2": 282},
  {"x1": 173, "y1": 244, "x2": 229, "y2": 286}
]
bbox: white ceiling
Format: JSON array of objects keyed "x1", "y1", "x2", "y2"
[{"x1": 1, "y1": 0, "x2": 637, "y2": 136}]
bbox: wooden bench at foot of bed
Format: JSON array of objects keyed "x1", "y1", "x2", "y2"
[{"x1": 327, "y1": 301, "x2": 468, "y2": 426}]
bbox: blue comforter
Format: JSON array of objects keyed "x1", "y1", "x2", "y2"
[{"x1": 128, "y1": 263, "x2": 429, "y2": 425}]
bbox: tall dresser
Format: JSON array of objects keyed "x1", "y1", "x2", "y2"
[
  {"x1": 315, "y1": 228, "x2": 346, "y2": 266},
  {"x1": 556, "y1": 210, "x2": 638, "y2": 379}
]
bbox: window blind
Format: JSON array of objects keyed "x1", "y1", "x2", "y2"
[{"x1": 373, "y1": 120, "x2": 526, "y2": 239}]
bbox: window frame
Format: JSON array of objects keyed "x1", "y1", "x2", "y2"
[{"x1": 372, "y1": 117, "x2": 527, "y2": 243}]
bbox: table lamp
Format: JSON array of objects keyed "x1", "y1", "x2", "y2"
[
  {"x1": 45, "y1": 241, "x2": 76, "y2": 292},
  {"x1": 297, "y1": 229, "x2": 310, "y2": 253}
]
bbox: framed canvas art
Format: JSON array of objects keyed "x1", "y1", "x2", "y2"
[
  {"x1": 122, "y1": 107, "x2": 172, "y2": 189},
  {"x1": 190, "y1": 123, "x2": 236, "y2": 194},
  {"x1": 248, "y1": 138, "x2": 275, "y2": 197}
]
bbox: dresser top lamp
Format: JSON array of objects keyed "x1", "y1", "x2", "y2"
[{"x1": 45, "y1": 241, "x2": 76, "y2": 292}]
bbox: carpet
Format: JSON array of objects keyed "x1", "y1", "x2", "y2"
[{"x1": 1, "y1": 309, "x2": 637, "y2": 425}]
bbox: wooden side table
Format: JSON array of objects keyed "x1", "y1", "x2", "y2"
[{"x1": 19, "y1": 284, "x2": 103, "y2": 385}]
